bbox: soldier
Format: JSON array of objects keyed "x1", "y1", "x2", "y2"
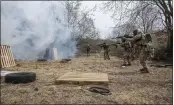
[
  {"x1": 132, "y1": 30, "x2": 142, "y2": 60},
  {"x1": 43, "y1": 48, "x2": 49, "y2": 60},
  {"x1": 99, "y1": 42, "x2": 110, "y2": 60},
  {"x1": 86, "y1": 44, "x2": 91, "y2": 57},
  {"x1": 120, "y1": 35, "x2": 132, "y2": 66},
  {"x1": 139, "y1": 33, "x2": 153, "y2": 73},
  {"x1": 128, "y1": 30, "x2": 153, "y2": 73}
]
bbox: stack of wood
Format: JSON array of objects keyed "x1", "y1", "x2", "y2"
[{"x1": 0, "y1": 45, "x2": 16, "y2": 68}]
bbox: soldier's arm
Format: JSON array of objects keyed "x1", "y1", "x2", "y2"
[
  {"x1": 97, "y1": 44, "x2": 102, "y2": 46},
  {"x1": 97, "y1": 44, "x2": 104, "y2": 48},
  {"x1": 108, "y1": 44, "x2": 114, "y2": 46},
  {"x1": 110, "y1": 43, "x2": 118, "y2": 48},
  {"x1": 120, "y1": 43, "x2": 125, "y2": 47},
  {"x1": 130, "y1": 35, "x2": 142, "y2": 44}
]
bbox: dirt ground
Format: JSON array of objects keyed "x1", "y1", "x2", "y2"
[{"x1": 1, "y1": 55, "x2": 173, "y2": 104}]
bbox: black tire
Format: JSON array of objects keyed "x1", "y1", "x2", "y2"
[
  {"x1": 37, "y1": 59, "x2": 47, "y2": 61},
  {"x1": 5, "y1": 72, "x2": 36, "y2": 84},
  {"x1": 88, "y1": 87, "x2": 111, "y2": 95}
]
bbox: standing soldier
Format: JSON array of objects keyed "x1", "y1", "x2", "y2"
[
  {"x1": 99, "y1": 42, "x2": 110, "y2": 60},
  {"x1": 44, "y1": 48, "x2": 49, "y2": 60},
  {"x1": 86, "y1": 44, "x2": 91, "y2": 57},
  {"x1": 139, "y1": 33, "x2": 153, "y2": 73},
  {"x1": 126, "y1": 30, "x2": 153, "y2": 73},
  {"x1": 132, "y1": 30, "x2": 142, "y2": 60},
  {"x1": 120, "y1": 35, "x2": 132, "y2": 66}
]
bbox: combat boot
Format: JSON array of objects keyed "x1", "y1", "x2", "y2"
[
  {"x1": 121, "y1": 64, "x2": 127, "y2": 67},
  {"x1": 140, "y1": 68, "x2": 149, "y2": 73},
  {"x1": 126, "y1": 63, "x2": 131, "y2": 66}
]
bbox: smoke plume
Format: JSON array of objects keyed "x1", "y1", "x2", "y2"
[{"x1": 1, "y1": 1, "x2": 77, "y2": 60}]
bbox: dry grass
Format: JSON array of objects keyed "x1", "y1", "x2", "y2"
[{"x1": 1, "y1": 55, "x2": 172, "y2": 104}]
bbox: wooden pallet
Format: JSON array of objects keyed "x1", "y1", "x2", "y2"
[
  {"x1": 0, "y1": 45, "x2": 16, "y2": 68},
  {"x1": 55, "y1": 72, "x2": 109, "y2": 86}
]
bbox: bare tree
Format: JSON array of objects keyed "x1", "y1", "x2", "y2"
[
  {"x1": 109, "y1": 22, "x2": 136, "y2": 39},
  {"x1": 101, "y1": 1, "x2": 173, "y2": 49},
  {"x1": 62, "y1": 1, "x2": 99, "y2": 41},
  {"x1": 130, "y1": 2, "x2": 162, "y2": 33},
  {"x1": 153, "y1": 0, "x2": 173, "y2": 49}
]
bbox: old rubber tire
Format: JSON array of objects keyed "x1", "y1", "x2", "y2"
[
  {"x1": 88, "y1": 87, "x2": 111, "y2": 95},
  {"x1": 5, "y1": 72, "x2": 36, "y2": 84}
]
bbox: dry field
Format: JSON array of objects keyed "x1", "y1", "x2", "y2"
[{"x1": 1, "y1": 55, "x2": 173, "y2": 104}]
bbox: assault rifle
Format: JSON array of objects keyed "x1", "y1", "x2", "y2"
[
  {"x1": 112, "y1": 35, "x2": 133, "y2": 39},
  {"x1": 97, "y1": 43, "x2": 119, "y2": 48}
]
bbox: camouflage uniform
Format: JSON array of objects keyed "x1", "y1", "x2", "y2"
[
  {"x1": 139, "y1": 39, "x2": 153, "y2": 70},
  {"x1": 131, "y1": 31, "x2": 153, "y2": 73},
  {"x1": 131, "y1": 32, "x2": 143, "y2": 60},
  {"x1": 121, "y1": 40, "x2": 132, "y2": 66},
  {"x1": 100, "y1": 43, "x2": 110, "y2": 60},
  {"x1": 132, "y1": 44, "x2": 141, "y2": 60},
  {"x1": 86, "y1": 45, "x2": 91, "y2": 57}
]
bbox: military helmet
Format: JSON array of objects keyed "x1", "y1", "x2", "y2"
[
  {"x1": 133, "y1": 29, "x2": 138, "y2": 36},
  {"x1": 121, "y1": 38, "x2": 126, "y2": 42},
  {"x1": 124, "y1": 34, "x2": 129, "y2": 37},
  {"x1": 145, "y1": 34, "x2": 152, "y2": 42}
]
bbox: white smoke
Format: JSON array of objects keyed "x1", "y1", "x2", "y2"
[{"x1": 1, "y1": 1, "x2": 77, "y2": 60}]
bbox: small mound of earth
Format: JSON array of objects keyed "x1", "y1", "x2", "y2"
[{"x1": 37, "y1": 59, "x2": 47, "y2": 61}]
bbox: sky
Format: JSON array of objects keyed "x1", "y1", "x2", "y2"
[{"x1": 81, "y1": 1, "x2": 115, "y2": 39}]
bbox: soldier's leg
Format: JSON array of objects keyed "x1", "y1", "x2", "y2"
[
  {"x1": 123, "y1": 58, "x2": 126, "y2": 65},
  {"x1": 139, "y1": 51, "x2": 149, "y2": 73},
  {"x1": 127, "y1": 56, "x2": 131, "y2": 66},
  {"x1": 87, "y1": 51, "x2": 89, "y2": 57},
  {"x1": 107, "y1": 51, "x2": 110, "y2": 60},
  {"x1": 122, "y1": 53, "x2": 127, "y2": 66},
  {"x1": 106, "y1": 51, "x2": 108, "y2": 60},
  {"x1": 131, "y1": 48, "x2": 135, "y2": 61},
  {"x1": 104, "y1": 51, "x2": 106, "y2": 60},
  {"x1": 131, "y1": 53, "x2": 134, "y2": 61}
]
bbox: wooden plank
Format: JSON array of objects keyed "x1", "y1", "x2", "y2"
[
  {"x1": 7, "y1": 46, "x2": 13, "y2": 67},
  {"x1": 0, "y1": 45, "x2": 16, "y2": 68},
  {"x1": 6, "y1": 46, "x2": 11, "y2": 66},
  {"x1": 4, "y1": 46, "x2": 9, "y2": 67},
  {"x1": 0, "y1": 46, "x2": 3, "y2": 68},
  {"x1": 9, "y1": 47, "x2": 15, "y2": 66},
  {"x1": 55, "y1": 72, "x2": 109, "y2": 86},
  {"x1": 1, "y1": 46, "x2": 5, "y2": 68},
  {"x1": 7, "y1": 46, "x2": 13, "y2": 66},
  {"x1": 5, "y1": 46, "x2": 10, "y2": 67},
  {"x1": 3, "y1": 46, "x2": 7, "y2": 67}
]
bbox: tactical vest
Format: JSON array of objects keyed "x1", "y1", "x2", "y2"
[
  {"x1": 122, "y1": 41, "x2": 132, "y2": 52},
  {"x1": 135, "y1": 34, "x2": 154, "y2": 57}
]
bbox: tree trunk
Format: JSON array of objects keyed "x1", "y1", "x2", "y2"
[
  {"x1": 166, "y1": 28, "x2": 173, "y2": 59},
  {"x1": 167, "y1": 28, "x2": 173, "y2": 49}
]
